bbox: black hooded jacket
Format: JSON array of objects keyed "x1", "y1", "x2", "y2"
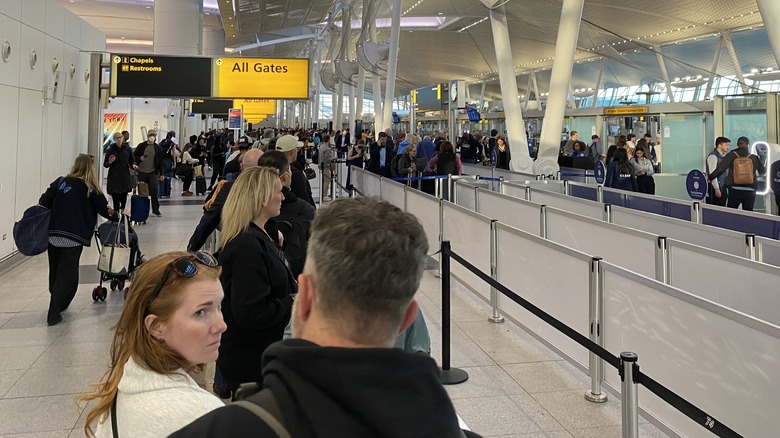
[{"x1": 170, "y1": 338, "x2": 477, "y2": 437}]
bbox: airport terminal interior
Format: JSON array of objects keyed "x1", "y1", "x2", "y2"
[{"x1": 2, "y1": 0, "x2": 780, "y2": 437}]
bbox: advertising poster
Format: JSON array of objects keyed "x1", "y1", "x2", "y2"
[{"x1": 103, "y1": 113, "x2": 128, "y2": 148}]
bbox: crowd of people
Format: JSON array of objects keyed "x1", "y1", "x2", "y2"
[
  {"x1": 32, "y1": 118, "x2": 774, "y2": 437},
  {"x1": 46, "y1": 123, "x2": 472, "y2": 437}
]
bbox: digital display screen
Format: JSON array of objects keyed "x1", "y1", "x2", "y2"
[
  {"x1": 110, "y1": 54, "x2": 212, "y2": 98},
  {"x1": 413, "y1": 85, "x2": 442, "y2": 112},
  {"x1": 466, "y1": 105, "x2": 481, "y2": 122},
  {"x1": 190, "y1": 99, "x2": 233, "y2": 115}
]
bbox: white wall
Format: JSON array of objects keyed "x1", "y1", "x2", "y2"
[{"x1": 0, "y1": 0, "x2": 105, "y2": 260}]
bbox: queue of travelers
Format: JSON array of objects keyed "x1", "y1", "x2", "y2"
[
  {"x1": 78, "y1": 183, "x2": 471, "y2": 436},
  {"x1": 33, "y1": 120, "x2": 777, "y2": 437}
]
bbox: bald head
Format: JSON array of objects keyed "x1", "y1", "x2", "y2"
[{"x1": 241, "y1": 148, "x2": 263, "y2": 170}]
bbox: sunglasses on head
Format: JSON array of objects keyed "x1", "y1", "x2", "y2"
[{"x1": 146, "y1": 251, "x2": 218, "y2": 310}]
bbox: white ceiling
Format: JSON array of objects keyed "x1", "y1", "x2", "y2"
[{"x1": 59, "y1": 0, "x2": 769, "y2": 99}]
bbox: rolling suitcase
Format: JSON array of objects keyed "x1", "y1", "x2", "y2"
[
  {"x1": 195, "y1": 167, "x2": 207, "y2": 195},
  {"x1": 159, "y1": 176, "x2": 172, "y2": 198},
  {"x1": 130, "y1": 195, "x2": 150, "y2": 224}
]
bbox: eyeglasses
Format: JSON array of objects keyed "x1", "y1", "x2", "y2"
[{"x1": 146, "y1": 251, "x2": 218, "y2": 310}]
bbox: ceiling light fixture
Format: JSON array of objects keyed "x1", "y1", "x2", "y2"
[
  {"x1": 458, "y1": 17, "x2": 488, "y2": 33},
  {"x1": 106, "y1": 38, "x2": 153, "y2": 46}
]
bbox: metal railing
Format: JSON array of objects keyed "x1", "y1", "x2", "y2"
[{"x1": 438, "y1": 240, "x2": 743, "y2": 438}]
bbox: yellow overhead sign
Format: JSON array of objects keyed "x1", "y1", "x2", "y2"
[
  {"x1": 235, "y1": 99, "x2": 276, "y2": 115},
  {"x1": 212, "y1": 57, "x2": 309, "y2": 99},
  {"x1": 246, "y1": 115, "x2": 273, "y2": 124},
  {"x1": 604, "y1": 106, "x2": 650, "y2": 115}
]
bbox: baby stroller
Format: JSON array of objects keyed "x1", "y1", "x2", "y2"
[{"x1": 92, "y1": 214, "x2": 144, "y2": 301}]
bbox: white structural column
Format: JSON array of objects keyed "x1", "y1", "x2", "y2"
[
  {"x1": 722, "y1": 32, "x2": 750, "y2": 94},
  {"x1": 356, "y1": 70, "x2": 365, "y2": 132},
  {"x1": 348, "y1": 84, "x2": 356, "y2": 141},
  {"x1": 368, "y1": 0, "x2": 383, "y2": 131},
  {"x1": 536, "y1": 0, "x2": 584, "y2": 177},
  {"x1": 154, "y1": 0, "x2": 202, "y2": 140},
  {"x1": 483, "y1": 4, "x2": 531, "y2": 173},
  {"x1": 704, "y1": 37, "x2": 724, "y2": 100},
  {"x1": 154, "y1": 0, "x2": 202, "y2": 55},
  {"x1": 336, "y1": 82, "x2": 344, "y2": 130},
  {"x1": 202, "y1": 28, "x2": 226, "y2": 56},
  {"x1": 591, "y1": 57, "x2": 605, "y2": 108},
  {"x1": 381, "y1": 0, "x2": 402, "y2": 132},
  {"x1": 758, "y1": 0, "x2": 780, "y2": 75},
  {"x1": 655, "y1": 47, "x2": 675, "y2": 102},
  {"x1": 313, "y1": 39, "x2": 323, "y2": 127}
]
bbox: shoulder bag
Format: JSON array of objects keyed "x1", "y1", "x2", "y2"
[{"x1": 98, "y1": 215, "x2": 132, "y2": 276}]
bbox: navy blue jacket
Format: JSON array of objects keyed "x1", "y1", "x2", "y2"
[
  {"x1": 39, "y1": 177, "x2": 113, "y2": 246},
  {"x1": 605, "y1": 161, "x2": 638, "y2": 192}
]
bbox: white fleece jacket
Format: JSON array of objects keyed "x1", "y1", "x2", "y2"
[{"x1": 96, "y1": 357, "x2": 224, "y2": 438}]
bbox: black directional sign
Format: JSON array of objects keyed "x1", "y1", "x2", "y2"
[{"x1": 110, "y1": 54, "x2": 212, "y2": 98}]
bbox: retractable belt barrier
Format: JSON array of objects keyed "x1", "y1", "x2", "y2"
[
  {"x1": 438, "y1": 240, "x2": 743, "y2": 438},
  {"x1": 559, "y1": 172, "x2": 595, "y2": 178},
  {"x1": 390, "y1": 175, "x2": 450, "y2": 182}
]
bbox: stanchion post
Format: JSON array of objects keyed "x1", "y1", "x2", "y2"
[
  {"x1": 489, "y1": 220, "x2": 504, "y2": 323},
  {"x1": 447, "y1": 174, "x2": 454, "y2": 201},
  {"x1": 436, "y1": 199, "x2": 443, "y2": 278},
  {"x1": 563, "y1": 179, "x2": 569, "y2": 195},
  {"x1": 524, "y1": 185, "x2": 532, "y2": 201},
  {"x1": 539, "y1": 205, "x2": 548, "y2": 239},
  {"x1": 452, "y1": 180, "x2": 459, "y2": 205},
  {"x1": 318, "y1": 165, "x2": 324, "y2": 205},
  {"x1": 692, "y1": 201, "x2": 702, "y2": 224},
  {"x1": 435, "y1": 177, "x2": 442, "y2": 199},
  {"x1": 597, "y1": 185, "x2": 604, "y2": 204},
  {"x1": 620, "y1": 352, "x2": 640, "y2": 438},
  {"x1": 585, "y1": 257, "x2": 607, "y2": 402},
  {"x1": 746, "y1": 233, "x2": 758, "y2": 261},
  {"x1": 439, "y1": 241, "x2": 469, "y2": 385},
  {"x1": 603, "y1": 203, "x2": 612, "y2": 223},
  {"x1": 655, "y1": 236, "x2": 669, "y2": 284},
  {"x1": 330, "y1": 163, "x2": 336, "y2": 199}
]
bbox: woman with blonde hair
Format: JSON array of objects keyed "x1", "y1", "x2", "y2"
[
  {"x1": 217, "y1": 166, "x2": 295, "y2": 393},
  {"x1": 39, "y1": 154, "x2": 115, "y2": 325},
  {"x1": 82, "y1": 250, "x2": 226, "y2": 437}
]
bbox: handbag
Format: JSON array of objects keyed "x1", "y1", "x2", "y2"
[
  {"x1": 98, "y1": 215, "x2": 132, "y2": 276},
  {"x1": 175, "y1": 162, "x2": 192, "y2": 177},
  {"x1": 304, "y1": 165, "x2": 317, "y2": 180},
  {"x1": 136, "y1": 181, "x2": 150, "y2": 197},
  {"x1": 13, "y1": 205, "x2": 51, "y2": 256}
]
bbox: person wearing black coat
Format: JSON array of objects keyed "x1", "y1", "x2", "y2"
[
  {"x1": 367, "y1": 132, "x2": 392, "y2": 177},
  {"x1": 103, "y1": 132, "x2": 134, "y2": 211},
  {"x1": 276, "y1": 135, "x2": 315, "y2": 207},
  {"x1": 39, "y1": 154, "x2": 114, "y2": 325},
  {"x1": 216, "y1": 167, "x2": 295, "y2": 392}
]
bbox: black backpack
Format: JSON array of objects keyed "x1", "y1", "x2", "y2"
[
  {"x1": 390, "y1": 154, "x2": 402, "y2": 178},
  {"x1": 160, "y1": 138, "x2": 175, "y2": 158},
  {"x1": 276, "y1": 206, "x2": 311, "y2": 277}
]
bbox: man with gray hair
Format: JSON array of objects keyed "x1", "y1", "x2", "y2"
[{"x1": 172, "y1": 197, "x2": 478, "y2": 437}]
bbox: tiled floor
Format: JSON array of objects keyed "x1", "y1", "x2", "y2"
[{"x1": 0, "y1": 176, "x2": 671, "y2": 437}]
